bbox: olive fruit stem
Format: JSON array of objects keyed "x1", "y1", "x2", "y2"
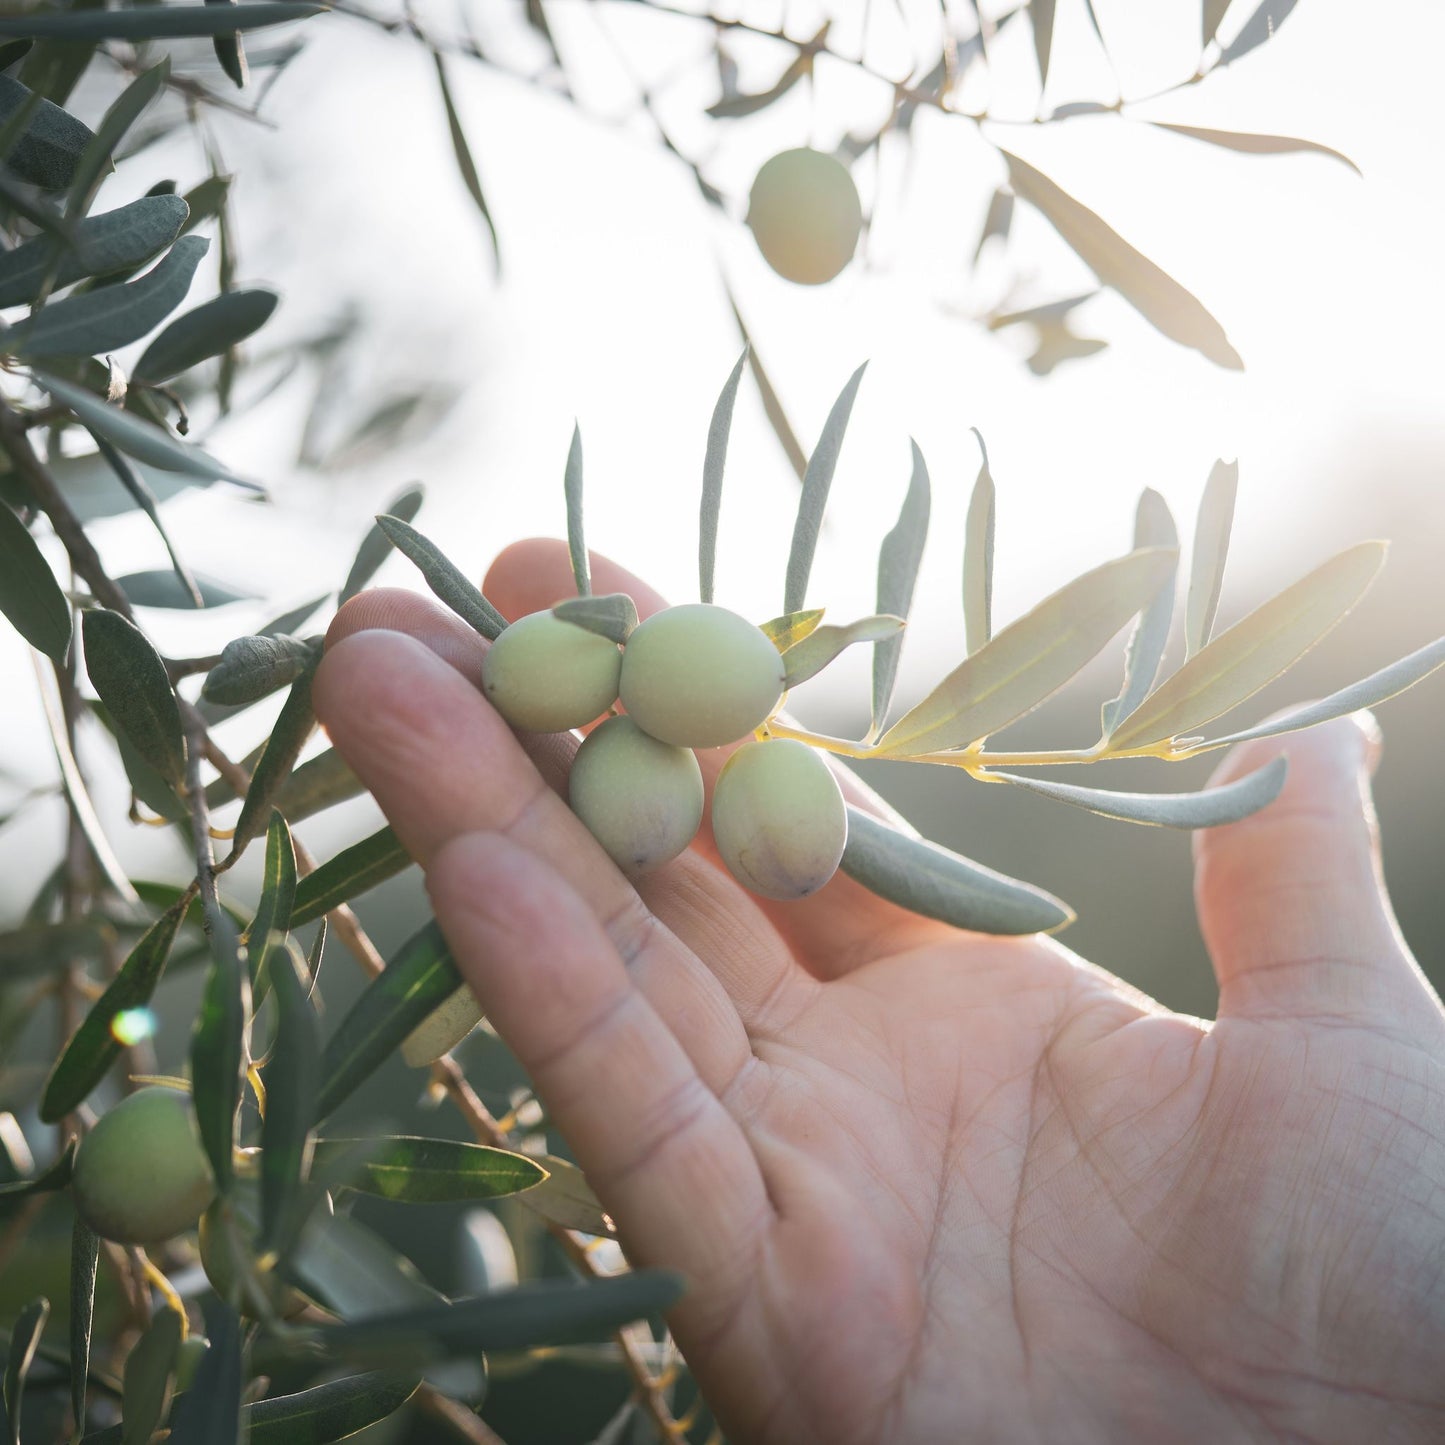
[{"x1": 136, "y1": 1254, "x2": 189, "y2": 1338}]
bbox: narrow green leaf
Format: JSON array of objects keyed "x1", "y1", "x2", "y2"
[
  {"x1": 207, "y1": 0, "x2": 248, "y2": 89},
  {"x1": 551, "y1": 592, "x2": 636, "y2": 644},
  {"x1": 0, "y1": 1138, "x2": 74, "y2": 1198},
  {"x1": 699, "y1": 349, "x2": 748, "y2": 605},
  {"x1": 120, "y1": 1308, "x2": 181, "y2": 1445},
  {"x1": 1001, "y1": 149, "x2": 1243, "y2": 369},
  {"x1": 1110, "y1": 541, "x2": 1388, "y2": 750},
  {"x1": 190, "y1": 901, "x2": 249, "y2": 1194},
  {"x1": 165, "y1": 1302, "x2": 241, "y2": 1445},
  {"x1": 784, "y1": 615, "x2": 903, "y2": 689},
  {"x1": 272, "y1": 747, "x2": 363, "y2": 825},
  {"x1": 562, "y1": 423, "x2": 589, "y2": 598},
  {"x1": 18, "y1": 38, "x2": 96, "y2": 113},
  {"x1": 375, "y1": 515, "x2": 507, "y2": 640},
  {"x1": 13, "y1": 234, "x2": 207, "y2": 360},
  {"x1": 0, "y1": 194, "x2": 187, "y2": 307},
  {"x1": 292, "y1": 826, "x2": 409, "y2": 928},
  {"x1": 1151, "y1": 123, "x2": 1360, "y2": 175},
  {"x1": 877, "y1": 547, "x2": 1177, "y2": 757},
  {"x1": 521, "y1": 1155, "x2": 613, "y2": 1235},
  {"x1": 291, "y1": 1209, "x2": 440, "y2": 1318},
  {"x1": 41, "y1": 896, "x2": 188, "y2": 1121},
  {"x1": 68, "y1": 1216, "x2": 98, "y2": 1436},
  {"x1": 431, "y1": 49, "x2": 499, "y2": 269},
  {"x1": 871, "y1": 440, "x2": 930, "y2": 733},
  {"x1": 4, "y1": 1297, "x2": 48, "y2": 1445},
  {"x1": 0, "y1": 499, "x2": 71, "y2": 660},
  {"x1": 259, "y1": 944, "x2": 318, "y2": 1254},
  {"x1": 1101, "y1": 488, "x2": 1178, "y2": 736},
  {"x1": 133, "y1": 287, "x2": 278, "y2": 384},
  {"x1": 246, "y1": 810, "x2": 297, "y2": 990},
  {"x1": 81, "y1": 608, "x2": 184, "y2": 786},
  {"x1": 1217, "y1": 0, "x2": 1298, "y2": 65},
  {"x1": 0, "y1": 82, "x2": 41, "y2": 170},
  {"x1": 759, "y1": 609, "x2": 824, "y2": 652},
  {"x1": 228, "y1": 661, "x2": 318, "y2": 862},
  {"x1": 247, "y1": 1373, "x2": 420, "y2": 1444},
  {"x1": 1185, "y1": 458, "x2": 1238, "y2": 658},
  {"x1": 179, "y1": 174, "x2": 231, "y2": 232},
  {"x1": 0, "y1": 72, "x2": 91, "y2": 189},
  {"x1": 726, "y1": 287, "x2": 806, "y2": 481},
  {"x1": 706, "y1": 24, "x2": 821, "y2": 117},
  {"x1": 1186, "y1": 634, "x2": 1445, "y2": 753},
  {"x1": 116, "y1": 570, "x2": 250, "y2": 609},
  {"x1": 1203, "y1": 0, "x2": 1232, "y2": 45},
  {"x1": 399, "y1": 984, "x2": 483, "y2": 1068},
  {"x1": 0, "y1": 5, "x2": 323, "y2": 43},
  {"x1": 992, "y1": 754, "x2": 1286, "y2": 827},
  {"x1": 202, "y1": 634, "x2": 315, "y2": 708},
  {"x1": 963, "y1": 429, "x2": 996, "y2": 656},
  {"x1": 840, "y1": 806, "x2": 1074, "y2": 934},
  {"x1": 314, "y1": 921, "x2": 461, "y2": 1121},
  {"x1": 312, "y1": 1137, "x2": 545, "y2": 1204},
  {"x1": 784, "y1": 362, "x2": 867, "y2": 613},
  {"x1": 973, "y1": 186, "x2": 1014, "y2": 263},
  {"x1": 1029, "y1": 0, "x2": 1057, "y2": 88},
  {"x1": 0, "y1": 40, "x2": 31, "y2": 70},
  {"x1": 66, "y1": 60, "x2": 168, "y2": 218},
  {"x1": 339, "y1": 483, "x2": 423, "y2": 604}
]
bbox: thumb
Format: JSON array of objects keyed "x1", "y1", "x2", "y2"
[{"x1": 1193, "y1": 711, "x2": 1437, "y2": 1031}]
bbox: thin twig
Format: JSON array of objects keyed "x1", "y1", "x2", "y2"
[{"x1": 416, "y1": 1384, "x2": 509, "y2": 1444}]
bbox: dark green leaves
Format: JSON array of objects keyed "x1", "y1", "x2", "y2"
[
  {"x1": 68, "y1": 1217, "x2": 98, "y2": 1436},
  {"x1": 120, "y1": 1309, "x2": 182, "y2": 1445},
  {"x1": 207, "y1": 0, "x2": 249, "y2": 90},
  {"x1": 202, "y1": 634, "x2": 315, "y2": 708},
  {"x1": 0, "y1": 5, "x2": 324, "y2": 43},
  {"x1": 312, "y1": 1137, "x2": 545, "y2": 1204},
  {"x1": 871, "y1": 440, "x2": 930, "y2": 733},
  {"x1": 65, "y1": 60, "x2": 168, "y2": 218},
  {"x1": 315, "y1": 921, "x2": 461, "y2": 1121},
  {"x1": 41, "y1": 896, "x2": 189, "y2": 1121},
  {"x1": 291, "y1": 825, "x2": 410, "y2": 928},
  {"x1": 375, "y1": 515, "x2": 507, "y2": 640},
  {"x1": 81, "y1": 609, "x2": 184, "y2": 787},
  {"x1": 133, "y1": 287, "x2": 278, "y2": 383},
  {"x1": 11, "y1": 234, "x2": 208, "y2": 360},
  {"x1": 339, "y1": 483, "x2": 423, "y2": 604},
  {"x1": 431, "y1": 49, "x2": 499, "y2": 269},
  {"x1": 247, "y1": 811, "x2": 296, "y2": 989},
  {"x1": 165, "y1": 1303, "x2": 241, "y2": 1445},
  {"x1": 259, "y1": 943, "x2": 318, "y2": 1255},
  {"x1": 191, "y1": 897, "x2": 250, "y2": 1194},
  {"x1": 699, "y1": 349, "x2": 747, "y2": 605},
  {"x1": 245, "y1": 1373, "x2": 420, "y2": 1444},
  {"x1": 0, "y1": 499, "x2": 70, "y2": 660},
  {"x1": 563, "y1": 423, "x2": 589, "y2": 598},
  {"x1": 4, "y1": 1297, "x2": 48, "y2": 1445},
  {"x1": 0, "y1": 1138, "x2": 74, "y2": 1198},
  {"x1": 0, "y1": 73, "x2": 91, "y2": 189},
  {"x1": 117, "y1": 571, "x2": 250, "y2": 609},
  {"x1": 551, "y1": 592, "x2": 637, "y2": 644},
  {"x1": 228, "y1": 661, "x2": 318, "y2": 861}
]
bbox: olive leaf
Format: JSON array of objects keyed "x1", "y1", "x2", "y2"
[
  {"x1": 339, "y1": 482, "x2": 423, "y2": 604},
  {"x1": 973, "y1": 186, "x2": 1014, "y2": 263},
  {"x1": 374, "y1": 515, "x2": 508, "y2": 639},
  {"x1": 876, "y1": 546, "x2": 1177, "y2": 757},
  {"x1": 699, "y1": 348, "x2": 748, "y2": 604},
  {"x1": 522, "y1": 1155, "x2": 614, "y2": 1235},
  {"x1": 563, "y1": 422, "x2": 589, "y2": 598},
  {"x1": 242, "y1": 1373, "x2": 419, "y2": 1444},
  {"x1": 4, "y1": 1297, "x2": 48, "y2": 1445},
  {"x1": 0, "y1": 498, "x2": 71, "y2": 661},
  {"x1": 431, "y1": 48, "x2": 499, "y2": 270},
  {"x1": 1101, "y1": 488, "x2": 1178, "y2": 737},
  {"x1": 726, "y1": 285, "x2": 806, "y2": 480},
  {"x1": 0, "y1": 73, "x2": 91, "y2": 189},
  {"x1": 840, "y1": 806, "x2": 1074, "y2": 934},
  {"x1": 272, "y1": 746, "x2": 365, "y2": 824},
  {"x1": 1150, "y1": 123, "x2": 1360, "y2": 175},
  {"x1": 291, "y1": 1208, "x2": 441, "y2": 1317},
  {"x1": 165, "y1": 1303, "x2": 241, "y2": 1445},
  {"x1": 706, "y1": 22, "x2": 825, "y2": 117},
  {"x1": 311, "y1": 1137, "x2": 545, "y2": 1204},
  {"x1": 1203, "y1": 0, "x2": 1232, "y2": 45},
  {"x1": 133, "y1": 287, "x2": 279, "y2": 383},
  {"x1": 65, "y1": 59, "x2": 168, "y2": 219},
  {"x1": 0, "y1": 1138, "x2": 74, "y2": 1199},
  {"x1": 963, "y1": 429, "x2": 996, "y2": 655},
  {"x1": 259, "y1": 943, "x2": 318, "y2": 1255},
  {"x1": 400, "y1": 983, "x2": 483, "y2": 1068},
  {"x1": 207, "y1": 0, "x2": 249, "y2": 90},
  {"x1": 1029, "y1": 0, "x2": 1057, "y2": 88},
  {"x1": 784, "y1": 615, "x2": 903, "y2": 690},
  {"x1": 785, "y1": 361, "x2": 867, "y2": 614},
  {"x1": 120, "y1": 1308, "x2": 182, "y2": 1445},
  {"x1": 245, "y1": 810, "x2": 296, "y2": 989},
  {"x1": 1185, "y1": 459, "x2": 1238, "y2": 658},
  {"x1": 1108, "y1": 540, "x2": 1387, "y2": 750},
  {"x1": 291, "y1": 825, "x2": 410, "y2": 928},
  {"x1": 551, "y1": 592, "x2": 637, "y2": 644},
  {"x1": 1217, "y1": 0, "x2": 1298, "y2": 65},
  {"x1": 227, "y1": 660, "x2": 319, "y2": 862},
  {"x1": 116, "y1": 570, "x2": 251, "y2": 609},
  {"x1": 202, "y1": 634, "x2": 315, "y2": 708},
  {"x1": 69, "y1": 1217, "x2": 99, "y2": 1437},
  {"x1": 0, "y1": 4, "x2": 324, "y2": 42},
  {"x1": 81, "y1": 608, "x2": 184, "y2": 787},
  {"x1": 190, "y1": 899, "x2": 250, "y2": 1194},
  {"x1": 871, "y1": 440, "x2": 930, "y2": 735},
  {"x1": 759, "y1": 608, "x2": 825, "y2": 652}
]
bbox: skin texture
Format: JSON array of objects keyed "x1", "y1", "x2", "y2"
[{"x1": 316, "y1": 541, "x2": 1445, "y2": 1445}]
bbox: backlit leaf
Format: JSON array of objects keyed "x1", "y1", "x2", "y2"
[
  {"x1": 522, "y1": 1155, "x2": 613, "y2": 1236},
  {"x1": 0, "y1": 4, "x2": 323, "y2": 43},
  {"x1": 707, "y1": 23, "x2": 823, "y2": 117},
  {"x1": 1217, "y1": 0, "x2": 1298, "y2": 65},
  {"x1": 81, "y1": 608, "x2": 184, "y2": 786},
  {"x1": 551, "y1": 592, "x2": 636, "y2": 644},
  {"x1": 759, "y1": 609, "x2": 825, "y2": 652},
  {"x1": 0, "y1": 498, "x2": 71, "y2": 660},
  {"x1": 431, "y1": 49, "x2": 499, "y2": 269},
  {"x1": 0, "y1": 72, "x2": 90, "y2": 189},
  {"x1": 563, "y1": 423, "x2": 589, "y2": 598},
  {"x1": 1101, "y1": 488, "x2": 1178, "y2": 736},
  {"x1": 227, "y1": 660, "x2": 319, "y2": 861},
  {"x1": 1151, "y1": 123, "x2": 1360, "y2": 175},
  {"x1": 399, "y1": 984, "x2": 483, "y2": 1068},
  {"x1": 375, "y1": 515, "x2": 508, "y2": 640},
  {"x1": 133, "y1": 287, "x2": 279, "y2": 383},
  {"x1": 871, "y1": 440, "x2": 930, "y2": 734},
  {"x1": 245, "y1": 1372, "x2": 420, "y2": 1445},
  {"x1": 339, "y1": 483, "x2": 423, "y2": 604},
  {"x1": 291, "y1": 825, "x2": 410, "y2": 928},
  {"x1": 246, "y1": 810, "x2": 296, "y2": 990},
  {"x1": 312, "y1": 1137, "x2": 545, "y2": 1204},
  {"x1": 963, "y1": 430, "x2": 995, "y2": 655},
  {"x1": 1185, "y1": 458, "x2": 1237, "y2": 658},
  {"x1": 202, "y1": 634, "x2": 315, "y2": 708},
  {"x1": 68, "y1": 1217, "x2": 98, "y2": 1436},
  {"x1": 784, "y1": 614, "x2": 903, "y2": 690},
  {"x1": 1029, "y1": 0, "x2": 1057, "y2": 88},
  {"x1": 4, "y1": 1297, "x2": 48, "y2": 1445},
  {"x1": 727, "y1": 287, "x2": 806, "y2": 481},
  {"x1": 259, "y1": 943, "x2": 318, "y2": 1255},
  {"x1": 973, "y1": 186, "x2": 1014, "y2": 263},
  {"x1": 120, "y1": 1308, "x2": 181, "y2": 1445},
  {"x1": 699, "y1": 349, "x2": 747, "y2": 604},
  {"x1": 116, "y1": 570, "x2": 251, "y2": 609},
  {"x1": 1203, "y1": 0, "x2": 1232, "y2": 45}
]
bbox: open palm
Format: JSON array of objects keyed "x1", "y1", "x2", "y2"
[{"x1": 315, "y1": 542, "x2": 1445, "y2": 1445}]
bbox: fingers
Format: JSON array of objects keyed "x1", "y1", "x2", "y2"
[{"x1": 1192, "y1": 712, "x2": 1441, "y2": 1035}]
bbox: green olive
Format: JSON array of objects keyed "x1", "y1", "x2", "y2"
[
  {"x1": 71, "y1": 1087, "x2": 216, "y2": 1246},
  {"x1": 619, "y1": 604, "x2": 784, "y2": 749},
  {"x1": 482, "y1": 610, "x2": 622, "y2": 733},
  {"x1": 712, "y1": 739, "x2": 847, "y2": 900},
  {"x1": 197, "y1": 1198, "x2": 309, "y2": 1319},
  {"x1": 569, "y1": 716, "x2": 704, "y2": 874},
  {"x1": 746, "y1": 148, "x2": 863, "y2": 286}
]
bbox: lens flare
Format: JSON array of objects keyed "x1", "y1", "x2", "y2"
[{"x1": 110, "y1": 1008, "x2": 157, "y2": 1046}]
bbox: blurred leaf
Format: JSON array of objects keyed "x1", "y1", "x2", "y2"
[
  {"x1": 17, "y1": 37, "x2": 95, "y2": 111},
  {"x1": 877, "y1": 547, "x2": 1176, "y2": 757},
  {"x1": 68, "y1": 1216, "x2": 98, "y2": 1436},
  {"x1": 0, "y1": 1138, "x2": 74, "y2": 1198},
  {"x1": 12, "y1": 234, "x2": 207, "y2": 360},
  {"x1": 1025, "y1": 325, "x2": 1109, "y2": 376},
  {"x1": 1150, "y1": 123, "x2": 1359, "y2": 175},
  {"x1": 0, "y1": 41, "x2": 32, "y2": 71},
  {"x1": 202, "y1": 634, "x2": 315, "y2": 708},
  {"x1": 0, "y1": 194, "x2": 187, "y2": 306},
  {"x1": 133, "y1": 287, "x2": 278, "y2": 383},
  {"x1": 1203, "y1": 0, "x2": 1232, "y2": 44},
  {"x1": 1185, "y1": 458, "x2": 1238, "y2": 658},
  {"x1": 988, "y1": 291, "x2": 1098, "y2": 330},
  {"x1": 400, "y1": 984, "x2": 482, "y2": 1068},
  {"x1": 562, "y1": 423, "x2": 589, "y2": 598},
  {"x1": 271, "y1": 747, "x2": 364, "y2": 825},
  {"x1": 699, "y1": 349, "x2": 747, "y2": 604},
  {"x1": 431, "y1": 49, "x2": 499, "y2": 269},
  {"x1": 0, "y1": 917, "x2": 107, "y2": 973},
  {"x1": 376, "y1": 515, "x2": 507, "y2": 639},
  {"x1": 784, "y1": 614, "x2": 902, "y2": 689},
  {"x1": 165, "y1": 1301, "x2": 241, "y2": 1445},
  {"x1": 1029, "y1": 0, "x2": 1056, "y2": 88},
  {"x1": 247, "y1": 809, "x2": 296, "y2": 992},
  {"x1": 1109, "y1": 541, "x2": 1387, "y2": 749},
  {"x1": 4, "y1": 1297, "x2": 47, "y2": 1445},
  {"x1": 0, "y1": 73, "x2": 91, "y2": 189},
  {"x1": 81, "y1": 608, "x2": 184, "y2": 786},
  {"x1": 313, "y1": 1137, "x2": 545, "y2": 1204},
  {"x1": 841, "y1": 806, "x2": 1073, "y2": 934},
  {"x1": 315, "y1": 920, "x2": 461, "y2": 1121},
  {"x1": 993, "y1": 754, "x2": 1286, "y2": 827},
  {"x1": 1001, "y1": 149, "x2": 1243, "y2": 369},
  {"x1": 521, "y1": 1155, "x2": 613, "y2": 1235},
  {"x1": 292, "y1": 1209, "x2": 440, "y2": 1317},
  {"x1": 179, "y1": 173, "x2": 230, "y2": 231},
  {"x1": 244, "y1": 1373, "x2": 420, "y2": 1444},
  {"x1": 0, "y1": 498, "x2": 71, "y2": 660},
  {"x1": 1191, "y1": 633, "x2": 1445, "y2": 752},
  {"x1": 551, "y1": 592, "x2": 636, "y2": 644},
  {"x1": 190, "y1": 896, "x2": 249, "y2": 1195},
  {"x1": 785, "y1": 362, "x2": 867, "y2": 614},
  {"x1": 759, "y1": 608, "x2": 824, "y2": 652},
  {"x1": 120, "y1": 1308, "x2": 181, "y2": 1445},
  {"x1": 706, "y1": 23, "x2": 824, "y2": 117},
  {"x1": 291, "y1": 825, "x2": 409, "y2": 928},
  {"x1": 963, "y1": 430, "x2": 996, "y2": 655},
  {"x1": 1217, "y1": 0, "x2": 1298, "y2": 64},
  {"x1": 1, "y1": 448, "x2": 215, "y2": 523},
  {"x1": 973, "y1": 186, "x2": 1014, "y2": 264},
  {"x1": 1101, "y1": 489, "x2": 1178, "y2": 736},
  {"x1": 260, "y1": 945, "x2": 318, "y2": 1255},
  {"x1": 871, "y1": 440, "x2": 930, "y2": 733},
  {"x1": 228, "y1": 660, "x2": 319, "y2": 861},
  {"x1": 207, "y1": 0, "x2": 249, "y2": 89},
  {"x1": 725, "y1": 285, "x2": 805, "y2": 481},
  {"x1": 339, "y1": 482, "x2": 423, "y2": 604},
  {"x1": 116, "y1": 569, "x2": 251, "y2": 609},
  {"x1": 0, "y1": 4, "x2": 323, "y2": 42},
  {"x1": 40, "y1": 896, "x2": 188, "y2": 1121},
  {"x1": 65, "y1": 59, "x2": 168, "y2": 217}
]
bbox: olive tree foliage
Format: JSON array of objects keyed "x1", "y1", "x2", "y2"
[{"x1": 0, "y1": 3, "x2": 1441, "y2": 1443}]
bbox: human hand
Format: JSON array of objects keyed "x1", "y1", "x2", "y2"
[{"x1": 314, "y1": 541, "x2": 1445, "y2": 1445}]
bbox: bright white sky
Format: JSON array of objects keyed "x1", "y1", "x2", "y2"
[{"x1": 3, "y1": 0, "x2": 1443, "y2": 897}]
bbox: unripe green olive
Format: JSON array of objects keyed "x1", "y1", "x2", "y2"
[
  {"x1": 619, "y1": 604, "x2": 784, "y2": 749},
  {"x1": 197, "y1": 1198, "x2": 309, "y2": 1319},
  {"x1": 71, "y1": 1087, "x2": 216, "y2": 1246},
  {"x1": 569, "y1": 716, "x2": 704, "y2": 874},
  {"x1": 712, "y1": 739, "x2": 847, "y2": 901},
  {"x1": 746, "y1": 148, "x2": 863, "y2": 286},
  {"x1": 482, "y1": 610, "x2": 622, "y2": 733}
]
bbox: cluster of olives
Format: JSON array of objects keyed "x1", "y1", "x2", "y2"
[{"x1": 482, "y1": 602, "x2": 848, "y2": 900}]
